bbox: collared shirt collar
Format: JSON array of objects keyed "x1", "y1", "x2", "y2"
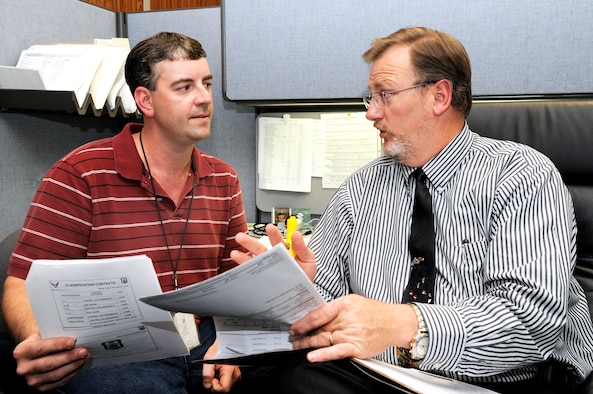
[
  {"x1": 113, "y1": 122, "x2": 214, "y2": 182},
  {"x1": 416, "y1": 122, "x2": 473, "y2": 192}
]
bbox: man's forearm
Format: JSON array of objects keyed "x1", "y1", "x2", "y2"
[{"x1": 2, "y1": 275, "x2": 39, "y2": 343}]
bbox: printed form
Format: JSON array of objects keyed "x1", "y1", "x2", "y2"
[
  {"x1": 26, "y1": 255, "x2": 189, "y2": 368},
  {"x1": 140, "y1": 244, "x2": 327, "y2": 359},
  {"x1": 139, "y1": 245, "x2": 497, "y2": 393}
]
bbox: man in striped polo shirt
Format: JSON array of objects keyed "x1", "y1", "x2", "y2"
[
  {"x1": 232, "y1": 27, "x2": 593, "y2": 393},
  {"x1": 3, "y1": 32, "x2": 249, "y2": 393}
]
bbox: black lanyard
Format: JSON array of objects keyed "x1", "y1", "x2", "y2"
[{"x1": 139, "y1": 132, "x2": 196, "y2": 289}]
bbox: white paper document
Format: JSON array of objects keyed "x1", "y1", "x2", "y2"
[
  {"x1": 319, "y1": 112, "x2": 382, "y2": 188},
  {"x1": 26, "y1": 255, "x2": 189, "y2": 368},
  {"x1": 140, "y1": 244, "x2": 327, "y2": 359},
  {"x1": 138, "y1": 245, "x2": 498, "y2": 393},
  {"x1": 0, "y1": 66, "x2": 46, "y2": 90},
  {"x1": 257, "y1": 116, "x2": 313, "y2": 193},
  {"x1": 17, "y1": 44, "x2": 105, "y2": 106},
  {"x1": 352, "y1": 358, "x2": 499, "y2": 394},
  {"x1": 256, "y1": 112, "x2": 381, "y2": 192},
  {"x1": 9, "y1": 39, "x2": 137, "y2": 114}
]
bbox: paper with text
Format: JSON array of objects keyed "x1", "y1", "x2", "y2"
[
  {"x1": 26, "y1": 255, "x2": 189, "y2": 368},
  {"x1": 320, "y1": 112, "x2": 382, "y2": 188},
  {"x1": 256, "y1": 112, "x2": 381, "y2": 192},
  {"x1": 257, "y1": 116, "x2": 313, "y2": 192},
  {"x1": 17, "y1": 44, "x2": 104, "y2": 106},
  {"x1": 140, "y1": 244, "x2": 327, "y2": 359},
  {"x1": 212, "y1": 317, "x2": 292, "y2": 358},
  {"x1": 12, "y1": 38, "x2": 136, "y2": 114}
]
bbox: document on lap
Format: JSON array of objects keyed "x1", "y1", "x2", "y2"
[
  {"x1": 137, "y1": 246, "x2": 496, "y2": 392},
  {"x1": 140, "y1": 244, "x2": 328, "y2": 361},
  {"x1": 26, "y1": 255, "x2": 190, "y2": 368},
  {"x1": 351, "y1": 359, "x2": 499, "y2": 394}
]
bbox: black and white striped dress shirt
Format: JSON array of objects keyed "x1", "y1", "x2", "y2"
[{"x1": 309, "y1": 124, "x2": 593, "y2": 384}]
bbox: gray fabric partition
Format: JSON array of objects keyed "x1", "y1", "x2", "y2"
[
  {"x1": 127, "y1": 8, "x2": 258, "y2": 223},
  {"x1": 0, "y1": 4, "x2": 258, "y2": 242},
  {"x1": 0, "y1": 0, "x2": 121, "y2": 241},
  {"x1": 222, "y1": 0, "x2": 593, "y2": 103}
]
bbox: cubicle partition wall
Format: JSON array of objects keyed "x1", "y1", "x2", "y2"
[
  {"x1": 0, "y1": 2, "x2": 258, "y2": 242},
  {"x1": 222, "y1": 0, "x2": 593, "y2": 103},
  {"x1": 2, "y1": 0, "x2": 593, "y2": 239},
  {"x1": 0, "y1": 0, "x2": 125, "y2": 241},
  {"x1": 221, "y1": 0, "x2": 593, "y2": 220}
]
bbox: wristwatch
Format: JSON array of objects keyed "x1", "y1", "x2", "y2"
[{"x1": 409, "y1": 303, "x2": 429, "y2": 360}]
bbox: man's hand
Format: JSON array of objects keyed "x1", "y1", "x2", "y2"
[
  {"x1": 202, "y1": 340, "x2": 241, "y2": 392},
  {"x1": 288, "y1": 295, "x2": 418, "y2": 363},
  {"x1": 230, "y1": 225, "x2": 418, "y2": 364},
  {"x1": 13, "y1": 333, "x2": 91, "y2": 391},
  {"x1": 231, "y1": 223, "x2": 317, "y2": 281}
]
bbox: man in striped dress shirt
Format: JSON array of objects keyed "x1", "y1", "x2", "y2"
[
  {"x1": 3, "y1": 32, "x2": 248, "y2": 393},
  {"x1": 232, "y1": 27, "x2": 593, "y2": 393}
]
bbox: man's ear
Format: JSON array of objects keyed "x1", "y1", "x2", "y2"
[
  {"x1": 432, "y1": 79, "x2": 453, "y2": 116},
  {"x1": 134, "y1": 86, "x2": 154, "y2": 117}
]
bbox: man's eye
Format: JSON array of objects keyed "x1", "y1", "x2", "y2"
[{"x1": 204, "y1": 82, "x2": 213, "y2": 89}]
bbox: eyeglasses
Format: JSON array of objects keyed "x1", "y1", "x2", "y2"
[{"x1": 362, "y1": 83, "x2": 430, "y2": 109}]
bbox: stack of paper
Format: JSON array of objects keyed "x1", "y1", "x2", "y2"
[{"x1": 2, "y1": 38, "x2": 137, "y2": 116}]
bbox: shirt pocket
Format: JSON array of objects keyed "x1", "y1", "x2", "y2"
[{"x1": 440, "y1": 239, "x2": 489, "y2": 300}]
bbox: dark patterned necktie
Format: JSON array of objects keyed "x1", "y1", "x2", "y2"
[{"x1": 402, "y1": 169, "x2": 435, "y2": 304}]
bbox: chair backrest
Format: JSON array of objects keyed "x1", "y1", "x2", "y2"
[
  {"x1": 467, "y1": 98, "x2": 593, "y2": 313},
  {"x1": 0, "y1": 229, "x2": 20, "y2": 334}
]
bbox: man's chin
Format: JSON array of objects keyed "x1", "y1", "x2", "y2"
[{"x1": 382, "y1": 143, "x2": 404, "y2": 161}]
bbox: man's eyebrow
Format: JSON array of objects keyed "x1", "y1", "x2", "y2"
[
  {"x1": 170, "y1": 78, "x2": 194, "y2": 87},
  {"x1": 169, "y1": 74, "x2": 213, "y2": 88}
]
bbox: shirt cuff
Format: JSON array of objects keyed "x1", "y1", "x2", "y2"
[{"x1": 414, "y1": 303, "x2": 465, "y2": 370}]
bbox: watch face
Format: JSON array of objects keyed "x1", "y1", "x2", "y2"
[{"x1": 411, "y1": 333, "x2": 429, "y2": 359}]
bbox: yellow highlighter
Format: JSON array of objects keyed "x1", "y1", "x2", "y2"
[{"x1": 286, "y1": 215, "x2": 298, "y2": 257}]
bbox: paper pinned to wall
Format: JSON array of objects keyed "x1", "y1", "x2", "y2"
[
  {"x1": 319, "y1": 112, "x2": 381, "y2": 188},
  {"x1": 257, "y1": 112, "x2": 381, "y2": 193},
  {"x1": 257, "y1": 116, "x2": 313, "y2": 193}
]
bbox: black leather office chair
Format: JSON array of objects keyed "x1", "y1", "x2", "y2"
[
  {"x1": 0, "y1": 229, "x2": 43, "y2": 394},
  {"x1": 468, "y1": 98, "x2": 593, "y2": 392},
  {"x1": 467, "y1": 99, "x2": 593, "y2": 311}
]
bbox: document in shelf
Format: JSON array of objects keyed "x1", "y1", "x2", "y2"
[
  {"x1": 351, "y1": 358, "x2": 499, "y2": 394},
  {"x1": 140, "y1": 244, "x2": 327, "y2": 360},
  {"x1": 26, "y1": 255, "x2": 190, "y2": 368},
  {"x1": 9, "y1": 38, "x2": 137, "y2": 114},
  {"x1": 88, "y1": 45, "x2": 129, "y2": 111},
  {"x1": 0, "y1": 66, "x2": 46, "y2": 90},
  {"x1": 17, "y1": 44, "x2": 104, "y2": 106}
]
